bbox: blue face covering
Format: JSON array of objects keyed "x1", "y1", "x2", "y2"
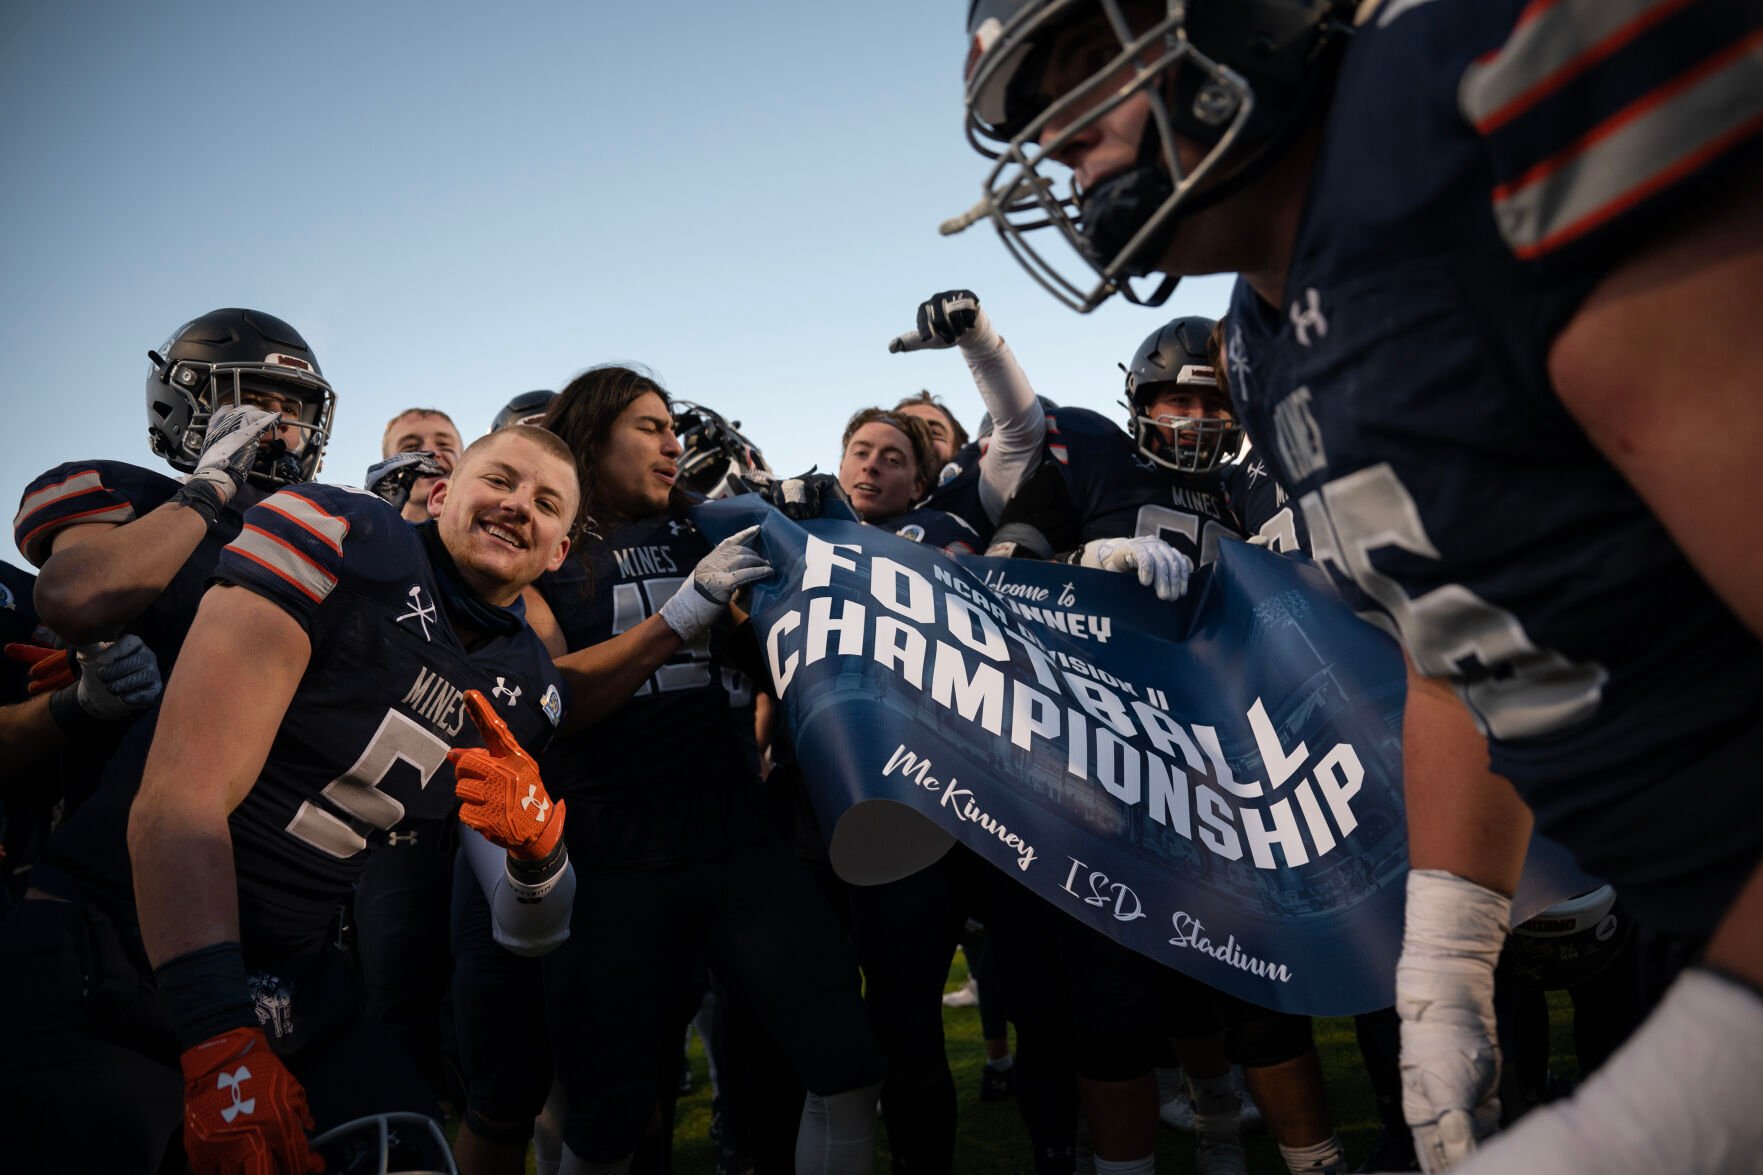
[{"x1": 417, "y1": 520, "x2": 527, "y2": 639}]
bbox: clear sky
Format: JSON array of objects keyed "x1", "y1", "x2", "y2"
[{"x1": 0, "y1": 0, "x2": 1231, "y2": 570}]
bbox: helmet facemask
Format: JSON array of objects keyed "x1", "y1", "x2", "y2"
[
  {"x1": 962, "y1": 0, "x2": 1257, "y2": 312},
  {"x1": 150, "y1": 353, "x2": 337, "y2": 487},
  {"x1": 958, "y1": 0, "x2": 1354, "y2": 313},
  {"x1": 1128, "y1": 396, "x2": 1244, "y2": 473},
  {"x1": 672, "y1": 400, "x2": 771, "y2": 499}
]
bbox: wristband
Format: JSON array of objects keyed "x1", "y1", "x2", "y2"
[
  {"x1": 506, "y1": 833, "x2": 567, "y2": 886},
  {"x1": 506, "y1": 841, "x2": 569, "y2": 902},
  {"x1": 172, "y1": 476, "x2": 229, "y2": 526},
  {"x1": 47, "y1": 684, "x2": 101, "y2": 738},
  {"x1": 155, "y1": 941, "x2": 258, "y2": 1051}
]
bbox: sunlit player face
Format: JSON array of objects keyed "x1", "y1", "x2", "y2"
[
  {"x1": 840, "y1": 421, "x2": 926, "y2": 521},
  {"x1": 897, "y1": 403, "x2": 960, "y2": 468},
  {"x1": 385, "y1": 412, "x2": 463, "y2": 471},
  {"x1": 593, "y1": 392, "x2": 683, "y2": 521},
  {"x1": 429, "y1": 432, "x2": 576, "y2": 606},
  {"x1": 384, "y1": 411, "x2": 463, "y2": 522}
]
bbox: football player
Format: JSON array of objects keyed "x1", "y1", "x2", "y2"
[
  {"x1": 352, "y1": 399, "x2": 527, "y2": 1118},
  {"x1": 981, "y1": 315, "x2": 1338, "y2": 1175},
  {"x1": 454, "y1": 365, "x2": 881, "y2": 1175},
  {"x1": 0, "y1": 426, "x2": 591, "y2": 1173},
  {"x1": 380, "y1": 407, "x2": 463, "y2": 523},
  {"x1": 836, "y1": 406, "x2": 984, "y2": 554},
  {"x1": 8, "y1": 307, "x2": 335, "y2": 850},
  {"x1": 954, "y1": 1, "x2": 1763, "y2": 1170},
  {"x1": 16, "y1": 308, "x2": 332, "y2": 661}
]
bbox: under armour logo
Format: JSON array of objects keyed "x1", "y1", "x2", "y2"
[
  {"x1": 1246, "y1": 458, "x2": 1268, "y2": 484},
  {"x1": 669, "y1": 520, "x2": 690, "y2": 536},
  {"x1": 396, "y1": 585, "x2": 436, "y2": 640},
  {"x1": 217, "y1": 1067, "x2": 256, "y2": 1122},
  {"x1": 1289, "y1": 288, "x2": 1327, "y2": 347},
  {"x1": 519, "y1": 785, "x2": 551, "y2": 821},
  {"x1": 492, "y1": 677, "x2": 522, "y2": 705},
  {"x1": 387, "y1": 830, "x2": 419, "y2": 846}
]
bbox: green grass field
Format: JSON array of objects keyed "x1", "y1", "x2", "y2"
[{"x1": 655, "y1": 955, "x2": 1581, "y2": 1174}]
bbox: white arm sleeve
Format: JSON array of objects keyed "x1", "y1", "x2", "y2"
[
  {"x1": 1452, "y1": 969, "x2": 1763, "y2": 1175},
  {"x1": 459, "y1": 822, "x2": 575, "y2": 958},
  {"x1": 959, "y1": 315, "x2": 1046, "y2": 524}
]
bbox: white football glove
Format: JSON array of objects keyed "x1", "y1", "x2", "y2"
[
  {"x1": 659, "y1": 525, "x2": 773, "y2": 643},
  {"x1": 175, "y1": 405, "x2": 283, "y2": 521},
  {"x1": 1080, "y1": 536, "x2": 1193, "y2": 602},
  {"x1": 1397, "y1": 869, "x2": 1509, "y2": 1172}
]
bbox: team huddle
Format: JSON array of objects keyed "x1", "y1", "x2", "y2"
[{"x1": 2, "y1": 0, "x2": 1759, "y2": 1173}]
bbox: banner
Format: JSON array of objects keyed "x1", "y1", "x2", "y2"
[{"x1": 699, "y1": 497, "x2": 1589, "y2": 1016}]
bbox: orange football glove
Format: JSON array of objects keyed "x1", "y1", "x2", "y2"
[
  {"x1": 447, "y1": 688, "x2": 565, "y2": 861},
  {"x1": 4, "y1": 643, "x2": 74, "y2": 695},
  {"x1": 180, "y1": 1025, "x2": 324, "y2": 1175}
]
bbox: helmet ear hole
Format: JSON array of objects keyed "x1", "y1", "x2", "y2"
[{"x1": 150, "y1": 401, "x2": 173, "y2": 420}]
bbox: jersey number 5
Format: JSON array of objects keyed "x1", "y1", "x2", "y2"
[{"x1": 285, "y1": 710, "x2": 451, "y2": 859}]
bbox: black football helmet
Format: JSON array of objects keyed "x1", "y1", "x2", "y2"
[
  {"x1": 491, "y1": 389, "x2": 557, "y2": 432},
  {"x1": 954, "y1": 0, "x2": 1356, "y2": 311},
  {"x1": 145, "y1": 308, "x2": 336, "y2": 486},
  {"x1": 309, "y1": 1113, "x2": 456, "y2": 1175},
  {"x1": 1123, "y1": 315, "x2": 1241, "y2": 473},
  {"x1": 672, "y1": 400, "x2": 771, "y2": 499}
]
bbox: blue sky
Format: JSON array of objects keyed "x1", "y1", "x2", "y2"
[{"x1": 0, "y1": 0, "x2": 1231, "y2": 569}]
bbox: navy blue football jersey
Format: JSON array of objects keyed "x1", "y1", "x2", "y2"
[
  {"x1": 872, "y1": 505, "x2": 984, "y2": 555},
  {"x1": 536, "y1": 499, "x2": 764, "y2": 871},
  {"x1": 1014, "y1": 405, "x2": 1245, "y2": 564},
  {"x1": 42, "y1": 485, "x2": 565, "y2": 957},
  {"x1": 916, "y1": 440, "x2": 994, "y2": 546},
  {"x1": 1226, "y1": 0, "x2": 1763, "y2": 932},
  {"x1": 12, "y1": 460, "x2": 264, "y2": 671},
  {"x1": 0, "y1": 560, "x2": 45, "y2": 705},
  {"x1": 12, "y1": 462, "x2": 266, "y2": 820},
  {"x1": 1224, "y1": 450, "x2": 1309, "y2": 556},
  {"x1": 1, "y1": 559, "x2": 54, "y2": 900}
]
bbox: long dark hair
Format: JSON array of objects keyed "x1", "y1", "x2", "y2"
[{"x1": 540, "y1": 363, "x2": 689, "y2": 542}]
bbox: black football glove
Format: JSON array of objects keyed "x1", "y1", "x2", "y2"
[
  {"x1": 365, "y1": 450, "x2": 447, "y2": 512},
  {"x1": 732, "y1": 469, "x2": 850, "y2": 522},
  {"x1": 889, "y1": 289, "x2": 984, "y2": 353}
]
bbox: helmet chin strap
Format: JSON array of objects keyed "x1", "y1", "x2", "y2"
[
  {"x1": 1076, "y1": 33, "x2": 1351, "y2": 286},
  {"x1": 1075, "y1": 115, "x2": 1176, "y2": 279}
]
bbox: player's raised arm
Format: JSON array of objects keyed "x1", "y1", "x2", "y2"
[{"x1": 891, "y1": 289, "x2": 1046, "y2": 523}]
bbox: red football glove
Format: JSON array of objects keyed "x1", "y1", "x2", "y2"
[
  {"x1": 4, "y1": 642, "x2": 73, "y2": 695},
  {"x1": 447, "y1": 688, "x2": 565, "y2": 861},
  {"x1": 180, "y1": 1025, "x2": 324, "y2": 1175}
]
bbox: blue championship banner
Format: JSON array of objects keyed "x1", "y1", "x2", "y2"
[{"x1": 699, "y1": 497, "x2": 1588, "y2": 1015}]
